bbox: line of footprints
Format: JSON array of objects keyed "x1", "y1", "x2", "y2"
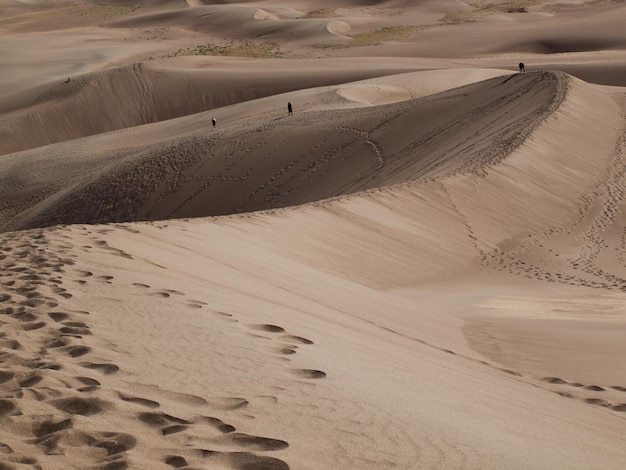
[{"x1": 0, "y1": 229, "x2": 327, "y2": 469}]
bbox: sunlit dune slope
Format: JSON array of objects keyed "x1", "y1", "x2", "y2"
[
  {"x1": 1, "y1": 71, "x2": 566, "y2": 232},
  {"x1": 0, "y1": 61, "x2": 412, "y2": 156}
]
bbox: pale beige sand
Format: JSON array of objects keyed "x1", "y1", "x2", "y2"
[{"x1": 2, "y1": 0, "x2": 626, "y2": 469}]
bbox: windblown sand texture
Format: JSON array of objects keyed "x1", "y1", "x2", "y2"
[{"x1": 1, "y1": 0, "x2": 626, "y2": 468}]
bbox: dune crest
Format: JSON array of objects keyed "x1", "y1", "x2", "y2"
[{"x1": 2, "y1": 71, "x2": 571, "y2": 232}]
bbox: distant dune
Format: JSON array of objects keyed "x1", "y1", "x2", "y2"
[{"x1": 0, "y1": 61, "x2": 420, "y2": 156}]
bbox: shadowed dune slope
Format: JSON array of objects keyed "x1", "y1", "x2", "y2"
[
  {"x1": 487, "y1": 4, "x2": 626, "y2": 55},
  {"x1": 1, "y1": 71, "x2": 564, "y2": 232}
]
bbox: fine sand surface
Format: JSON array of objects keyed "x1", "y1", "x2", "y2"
[{"x1": 1, "y1": 0, "x2": 626, "y2": 468}]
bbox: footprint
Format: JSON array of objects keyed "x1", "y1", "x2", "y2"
[
  {"x1": 0, "y1": 339, "x2": 21, "y2": 350},
  {"x1": 92, "y1": 432, "x2": 136, "y2": 456},
  {"x1": 0, "y1": 371, "x2": 15, "y2": 384},
  {"x1": 51, "y1": 397, "x2": 108, "y2": 416},
  {"x1": 76, "y1": 377, "x2": 101, "y2": 387},
  {"x1": 12, "y1": 311, "x2": 37, "y2": 322},
  {"x1": 206, "y1": 397, "x2": 249, "y2": 411},
  {"x1": 213, "y1": 312, "x2": 233, "y2": 318},
  {"x1": 583, "y1": 398, "x2": 609, "y2": 406},
  {"x1": 292, "y1": 369, "x2": 326, "y2": 379},
  {"x1": 34, "y1": 418, "x2": 73, "y2": 437},
  {"x1": 119, "y1": 394, "x2": 160, "y2": 409},
  {"x1": 283, "y1": 335, "x2": 314, "y2": 345},
  {"x1": 60, "y1": 325, "x2": 91, "y2": 336},
  {"x1": 0, "y1": 400, "x2": 16, "y2": 418},
  {"x1": 202, "y1": 417, "x2": 236, "y2": 434},
  {"x1": 163, "y1": 289, "x2": 184, "y2": 296},
  {"x1": 252, "y1": 324, "x2": 285, "y2": 333},
  {"x1": 23, "y1": 321, "x2": 47, "y2": 331},
  {"x1": 63, "y1": 345, "x2": 91, "y2": 357},
  {"x1": 162, "y1": 425, "x2": 188, "y2": 436},
  {"x1": 164, "y1": 455, "x2": 188, "y2": 468},
  {"x1": 48, "y1": 312, "x2": 70, "y2": 322},
  {"x1": 215, "y1": 432, "x2": 289, "y2": 451},
  {"x1": 540, "y1": 377, "x2": 567, "y2": 384},
  {"x1": 274, "y1": 347, "x2": 297, "y2": 355},
  {"x1": 18, "y1": 374, "x2": 43, "y2": 388},
  {"x1": 196, "y1": 449, "x2": 289, "y2": 470},
  {"x1": 46, "y1": 337, "x2": 68, "y2": 349},
  {"x1": 32, "y1": 432, "x2": 62, "y2": 454},
  {"x1": 214, "y1": 312, "x2": 238, "y2": 323},
  {"x1": 137, "y1": 412, "x2": 190, "y2": 427},
  {"x1": 255, "y1": 395, "x2": 278, "y2": 405},
  {"x1": 151, "y1": 292, "x2": 170, "y2": 298},
  {"x1": 79, "y1": 362, "x2": 119, "y2": 375}
]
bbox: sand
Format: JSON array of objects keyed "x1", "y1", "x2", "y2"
[{"x1": 1, "y1": 0, "x2": 626, "y2": 468}]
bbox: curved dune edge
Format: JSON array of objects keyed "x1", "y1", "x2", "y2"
[
  {"x1": 0, "y1": 60, "x2": 414, "y2": 156},
  {"x1": 325, "y1": 19, "x2": 350, "y2": 37},
  {"x1": 0, "y1": 71, "x2": 563, "y2": 232},
  {"x1": 203, "y1": 72, "x2": 623, "y2": 288}
]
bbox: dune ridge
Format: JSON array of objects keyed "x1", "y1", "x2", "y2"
[
  {"x1": 2, "y1": 71, "x2": 568, "y2": 232},
  {"x1": 222, "y1": 71, "x2": 623, "y2": 289},
  {"x1": 0, "y1": 60, "x2": 419, "y2": 156}
]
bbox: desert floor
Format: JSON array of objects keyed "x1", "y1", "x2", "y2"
[{"x1": 1, "y1": 0, "x2": 626, "y2": 469}]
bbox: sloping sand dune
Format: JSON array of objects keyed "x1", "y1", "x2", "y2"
[
  {"x1": 1, "y1": 66, "x2": 626, "y2": 469},
  {"x1": 2, "y1": 1, "x2": 626, "y2": 469},
  {"x1": 2, "y1": 70, "x2": 565, "y2": 231},
  {"x1": 0, "y1": 60, "x2": 421, "y2": 155}
]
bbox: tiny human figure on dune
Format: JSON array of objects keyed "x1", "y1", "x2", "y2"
[
  {"x1": 212, "y1": 117, "x2": 216, "y2": 127},
  {"x1": 519, "y1": 62, "x2": 525, "y2": 73},
  {"x1": 287, "y1": 102, "x2": 293, "y2": 116}
]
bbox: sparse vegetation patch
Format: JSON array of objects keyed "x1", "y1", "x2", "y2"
[
  {"x1": 151, "y1": 41, "x2": 283, "y2": 60},
  {"x1": 441, "y1": 0, "x2": 543, "y2": 24},
  {"x1": 315, "y1": 25, "x2": 423, "y2": 49},
  {"x1": 303, "y1": 8, "x2": 337, "y2": 18},
  {"x1": 75, "y1": 4, "x2": 138, "y2": 19},
  {"x1": 349, "y1": 25, "x2": 422, "y2": 46},
  {"x1": 0, "y1": 4, "x2": 138, "y2": 32}
]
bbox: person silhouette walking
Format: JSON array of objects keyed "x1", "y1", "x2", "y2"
[
  {"x1": 519, "y1": 62, "x2": 525, "y2": 73},
  {"x1": 212, "y1": 117, "x2": 217, "y2": 127},
  {"x1": 287, "y1": 102, "x2": 293, "y2": 116}
]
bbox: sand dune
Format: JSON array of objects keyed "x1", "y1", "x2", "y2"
[
  {"x1": 2, "y1": 0, "x2": 626, "y2": 468},
  {"x1": 2, "y1": 69, "x2": 567, "y2": 231},
  {"x1": 0, "y1": 59, "x2": 422, "y2": 156}
]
